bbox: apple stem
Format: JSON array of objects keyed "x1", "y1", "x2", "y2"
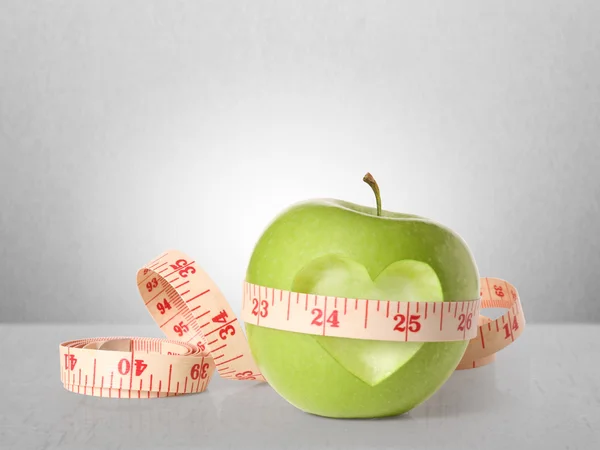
[{"x1": 362, "y1": 172, "x2": 382, "y2": 216}]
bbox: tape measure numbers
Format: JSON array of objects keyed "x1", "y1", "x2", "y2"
[
  {"x1": 59, "y1": 250, "x2": 524, "y2": 397},
  {"x1": 60, "y1": 337, "x2": 215, "y2": 398}
]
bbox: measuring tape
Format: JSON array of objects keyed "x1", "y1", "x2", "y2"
[{"x1": 59, "y1": 249, "x2": 524, "y2": 397}]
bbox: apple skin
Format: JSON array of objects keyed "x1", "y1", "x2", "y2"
[{"x1": 245, "y1": 199, "x2": 479, "y2": 418}]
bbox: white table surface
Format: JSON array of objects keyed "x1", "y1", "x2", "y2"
[{"x1": 0, "y1": 323, "x2": 598, "y2": 450}]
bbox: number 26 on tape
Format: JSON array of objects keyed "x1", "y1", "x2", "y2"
[{"x1": 457, "y1": 312, "x2": 473, "y2": 331}]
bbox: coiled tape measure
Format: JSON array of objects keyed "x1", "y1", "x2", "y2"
[{"x1": 59, "y1": 249, "x2": 525, "y2": 398}]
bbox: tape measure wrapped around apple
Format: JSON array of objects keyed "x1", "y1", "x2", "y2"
[{"x1": 59, "y1": 173, "x2": 524, "y2": 419}]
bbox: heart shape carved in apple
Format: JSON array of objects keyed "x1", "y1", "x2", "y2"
[{"x1": 291, "y1": 254, "x2": 444, "y2": 386}]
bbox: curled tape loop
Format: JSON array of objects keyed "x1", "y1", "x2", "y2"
[
  {"x1": 59, "y1": 336, "x2": 215, "y2": 398},
  {"x1": 457, "y1": 278, "x2": 525, "y2": 369},
  {"x1": 58, "y1": 250, "x2": 524, "y2": 397}
]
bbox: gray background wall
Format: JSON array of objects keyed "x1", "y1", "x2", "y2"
[{"x1": 1, "y1": 0, "x2": 599, "y2": 324}]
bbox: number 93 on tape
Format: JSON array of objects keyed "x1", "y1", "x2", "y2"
[{"x1": 59, "y1": 249, "x2": 525, "y2": 397}]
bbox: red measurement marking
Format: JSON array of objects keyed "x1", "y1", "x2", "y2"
[
  {"x1": 215, "y1": 354, "x2": 243, "y2": 367},
  {"x1": 129, "y1": 346, "x2": 134, "y2": 398},
  {"x1": 109, "y1": 372, "x2": 113, "y2": 398},
  {"x1": 149, "y1": 374, "x2": 153, "y2": 399},
  {"x1": 334, "y1": 297, "x2": 338, "y2": 308},
  {"x1": 377, "y1": 301, "x2": 380, "y2": 312},
  {"x1": 496, "y1": 321, "x2": 499, "y2": 332},
  {"x1": 440, "y1": 304, "x2": 444, "y2": 331},
  {"x1": 507, "y1": 310, "x2": 515, "y2": 341},
  {"x1": 461, "y1": 302, "x2": 465, "y2": 312},
  {"x1": 488, "y1": 322, "x2": 492, "y2": 331},
  {"x1": 212, "y1": 344, "x2": 227, "y2": 352},
  {"x1": 322, "y1": 297, "x2": 328, "y2": 336},
  {"x1": 195, "y1": 310, "x2": 210, "y2": 319},
  {"x1": 296, "y1": 292, "x2": 300, "y2": 304},
  {"x1": 397, "y1": 302, "x2": 400, "y2": 313},
  {"x1": 167, "y1": 364, "x2": 172, "y2": 395},
  {"x1": 161, "y1": 261, "x2": 197, "y2": 280},
  {"x1": 364, "y1": 301, "x2": 369, "y2": 329},
  {"x1": 405, "y1": 303, "x2": 410, "y2": 341},
  {"x1": 425, "y1": 303, "x2": 428, "y2": 319},
  {"x1": 344, "y1": 298, "x2": 347, "y2": 315},
  {"x1": 139, "y1": 379, "x2": 142, "y2": 399},
  {"x1": 180, "y1": 290, "x2": 190, "y2": 297},
  {"x1": 119, "y1": 377, "x2": 122, "y2": 398},
  {"x1": 190, "y1": 305, "x2": 202, "y2": 312},
  {"x1": 167, "y1": 277, "x2": 180, "y2": 285},
  {"x1": 207, "y1": 339, "x2": 218, "y2": 345},
  {"x1": 144, "y1": 287, "x2": 167, "y2": 305},
  {"x1": 101, "y1": 376, "x2": 104, "y2": 398},
  {"x1": 433, "y1": 303, "x2": 436, "y2": 313},
  {"x1": 280, "y1": 290, "x2": 283, "y2": 303},
  {"x1": 448, "y1": 303, "x2": 451, "y2": 312},
  {"x1": 158, "y1": 267, "x2": 169, "y2": 274},
  {"x1": 158, "y1": 380, "x2": 162, "y2": 398},
  {"x1": 206, "y1": 318, "x2": 238, "y2": 336},
  {"x1": 200, "y1": 322, "x2": 211, "y2": 328},
  {"x1": 480, "y1": 328, "x2": 486, "y2": 348},
  {"x1": 138, "y1": 271, "x2": 154, "y2": 286},
  {"x1": 213, "y1": 354, "x2": 224, "y2": 360},
  {"x1": 184, "y1": 377, "x2": 188, "y2": 393},
  {"x1": 84, "y1": 375, "x2": 87, "y2": 395},
  {"x1": 386, "y1": 301, "x2": 390, "y2": 318},
  {"x1": 416, "y1": 302, "x2": 419, "y2": 313},
  {"x1": 305, "y1": 293, "x2": 308, "y2": 311},
  {"x1": 355, "y1": 299, "x2": 359, "y2": 310},
  {"x1": 92, "y1": 359, "x2": 96, "y2": 396},
  {"x1": 485, "y1": 278, "x2": 492, "y2": 298},
  {"x1": 175, "y1": 382, "x2": 179, "y2": 395},
  {"x1": 137, "y1": 262, "x2": 167, "y2": 286},
  {"x1": 454, "y1": 303, "x2": 458, "y2": 318},
  {"x1": 287, "y1": 291, "x2": 291, "y2": 321},
  {"x1": 148, "y1": 253, "x2": 168, "y2": 267},
  {"x1": 187, "y1": 289, "x2": 211, "y2": 303},
  {"x1": 154, "y1": 261, "x2": 168, "y2": 271},
  {"x1": 187, "y1": 329, "x2": 203, "y2": 342},
  {"x1": 174, "y1": 280, "x2": 189, "y2": 290},
  {"x1": 159, "y1": 313, "x2": 179, "y2": 329}
]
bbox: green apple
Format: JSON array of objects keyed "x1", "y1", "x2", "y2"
[{"x1": 245, "y1": 173, "x2": 479, "y2": 418}]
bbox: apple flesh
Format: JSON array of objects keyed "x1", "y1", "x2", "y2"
[{"x1": 245, "y1": 199, "x2": 479, "y2": 418}]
